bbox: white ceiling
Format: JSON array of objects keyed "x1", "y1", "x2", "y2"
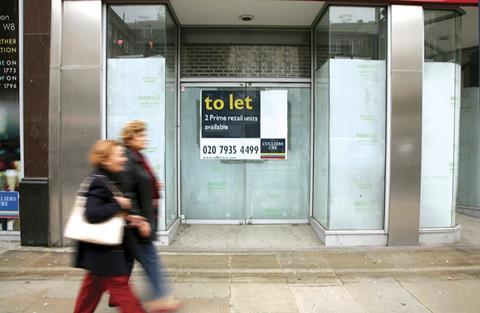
[
  {"x1": 169, "y1": 0, "x2": 478, "y2": 47},
  {"x1": 170, "y1": 0, "x2": 325, "y2": 26}
]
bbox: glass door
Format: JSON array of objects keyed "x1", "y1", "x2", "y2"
[
  {"x1": 246, "y1": 84, "x2": 311, "y2": 222},
  {"x1": 180, "y1": 83, "x2": 310, "y2": 223}
]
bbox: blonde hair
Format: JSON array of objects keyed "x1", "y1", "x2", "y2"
[
  {"x1": 88, "y1": 140, "x2": 119, "y2": 168},
  {"x1": 121, "y1": 120, "x2": 146, "y2": 147}
]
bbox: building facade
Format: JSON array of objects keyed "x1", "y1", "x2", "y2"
[{"x1": 1, "y1": 0, "x2": 478, "y2": 247}]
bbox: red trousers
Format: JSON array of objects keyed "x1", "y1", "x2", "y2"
[{"x1": 73, "y1": 272, "x2": 145, "y2": 313}]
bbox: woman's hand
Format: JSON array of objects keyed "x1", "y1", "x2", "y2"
[
  {"x1": 126, "y1": 214, "x2": 146, "y2": 226},
  {"x1": 114, "y1": 196, "x2": 131, "y2": 209},
  {"x1": 138, "y1": 221, "x2": 151, "y2": 238},
  {"x1": 126, "y1": 215, "x2": 151, "y2": 237}
]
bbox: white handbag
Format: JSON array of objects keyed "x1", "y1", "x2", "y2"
[{"x1": 64, "y1": 175, "x2": 126, "y2": 245}]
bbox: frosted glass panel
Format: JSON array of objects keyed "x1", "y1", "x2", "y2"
[
  {"x1": 420, "y1": 63, "x2": 460, "y2": 228},
  {"x1": 107, "y1": 58, "x2": 166, "y2": 190},
  {"x1": 249, "y1": 88, "x2": 310, "y2": 220},
  {"x1": 458, "y1": 88, "x2": 480, "y2": 208},
  {"x1": 313, "y1": 62, "x2": 329, "y2": 227},
  {"x1": 328, "y1": 59, "x2": 386, "y2": 230}
]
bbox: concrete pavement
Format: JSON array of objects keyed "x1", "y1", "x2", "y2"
[{"x1": 1, "y1": 244, "x2": 480, "y2": 313}]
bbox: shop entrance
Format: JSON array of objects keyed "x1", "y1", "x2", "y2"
[{"x1": 180, "y1": 82, "x2": 311, "y2": 224}]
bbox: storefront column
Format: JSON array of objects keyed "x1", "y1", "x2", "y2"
[
  {"x1": 388, "y1": 5, "x2": 423, "y2": 245},
  {"x1": 56, "y1": 0, "x2": 103, "y2": 246},
  {"x1": 47, "y1": 0, "x2": 62, "y2": 246},
  {"x1": 19, "y1": 0, "x2": 52, "y2": 246}
]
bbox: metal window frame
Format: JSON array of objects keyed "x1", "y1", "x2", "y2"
[
  {"x1": 310, "y1": 2, "x2": 391, "y2": 232},
  {"x1": 102, "y1": 2, "x2": 180, "y2": 232}
]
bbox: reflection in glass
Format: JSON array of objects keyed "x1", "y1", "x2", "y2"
[{"x1": 313, "y1": 6, "x2": 387, "y2": 230}]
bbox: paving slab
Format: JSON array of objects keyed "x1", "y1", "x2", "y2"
[
  {"x1": 30, "y1": 252, "x2": 73, "y2": 267},
  {"x1": 437, "y1": 268, "x2": 480, "y2": 281},
  {"x1": 10, "y1": 268, "x2": 73, "y2": 280},
  {"x1": 230, "y1": 254, "x2": 280, "y2": 270},
  {"x1": 363, "y1": 249, "x2": 469, "y2": 270},
  {"x1": 25, "y1": 294, "x2": 117, "y2": 313},
  {"x1": 172, "y1": 282, "x2": 231, "y2": 299},
  {"x1": 231, "y1": 283, "x2": 298, "y2": 313},
  {"x1": 231, "y1": 273, "x2": 286, "y2": 284},
  {"x1": 177, "y1": 297, "x2": 230, "y2": 313},
  {"x1": 174, "y1": 272, "x2": 231, "y2": 283},
  {"x1": 0, "y1": 250, "x2": 47, "y2": 267},
  {"x1": 3, "y1": 237, "x2": 480, "y2": 313},
  {"x1": 23, "y1": 298, "x2": 78, "y2": 313},
  {"x1": 387, "y1": 270, "x2": 455, "y2": 283},
  {"x1": 335, "y1": 270, "x2": 402, "y2": 284},
  {"x1": 450, "y1": 247, "x2": 480, "y2": 265},
  {"x1": 167, "y1": 225, "x2": 323, "y2": 251},
  {"x1": 454, "y1": 279, "x2": 480, "y2": 302},
  {"x1": 0, "y1": 280, "x2": 56, "y2": 313},
  {"x1": 181, "y1": 254, "x2": 230, "y2": 272},
  {"x1": 284, "y1": 272, "x2": 342, "y2": 285},
  {"x1": 160, "y1": 253, "x2": 185, "y2": 271},
  {"x1": 44, "y1": 280, "x2": 82, "y2": 298},
  {"x1": 346, "y1": 281, "x2": 430, "y2": 313},
  {"x1": 322, "y1": 252, "x2": 374, "y2": 270},
  {"x1": 289, "y1": 286, "x2": 364, "y2": 313},
  {"x1": 276, "y1": 252, "x2": 330, "y2": 270},
  {"x1": 400, "y1": 280, "x2": 480, "y2": 313}
]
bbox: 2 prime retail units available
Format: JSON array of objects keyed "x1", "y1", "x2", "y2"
[{"x1": 1, "y1": 0, "x2": 479, "y2": 247}]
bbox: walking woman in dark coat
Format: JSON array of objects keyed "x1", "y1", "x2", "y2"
[
  {"x1": 120, "y1": 120, "x2": 180, "y2": 312},
  {"x1": 73, "y1": 140, "x2": 145, "y2": 313}
]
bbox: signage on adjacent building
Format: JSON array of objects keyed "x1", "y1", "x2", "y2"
[
  {"x1": 200, "y1": 89, "x2": 288, "y2": 160},
  {"x1": 0, "y1": 191, "x2": 19, "y2": 218},
  {"x1": 0, "y1": 0, "x2": 21, "y2": 195},
  {"x1": 0, "y1": 1, "x2": 18, "y2": 91}
]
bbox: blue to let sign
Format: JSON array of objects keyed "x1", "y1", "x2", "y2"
[{"x1": 0, "y1": 192, "x2": 19, "y2": 218}]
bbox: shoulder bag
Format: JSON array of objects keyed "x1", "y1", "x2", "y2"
[{"x1": 64, "y1": 175, "x2": 126, "y2": 245}]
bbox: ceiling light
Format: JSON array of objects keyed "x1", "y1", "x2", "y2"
[{"x1": 239, "y1": 15, "x2": 254, "y2": 22}]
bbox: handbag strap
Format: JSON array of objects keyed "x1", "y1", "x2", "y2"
[
  {"x1": 78, "y1": 177, "x2": 94, "y2": 195},
  {"x1": 93, "y1": 175, "x2": 123, "y2": 198}
]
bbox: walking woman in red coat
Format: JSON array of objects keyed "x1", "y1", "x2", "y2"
[{"x1": 73, "y1": 140, "x2": 146, "y2": 313}]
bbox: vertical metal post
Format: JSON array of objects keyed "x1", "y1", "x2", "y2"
[
  {"x1": 48, "y1": 0, "x2": 63, "y2": 246},
  {"x1": 388, "y1": 5, "x2": 424, "y2": 245},
  {"x1": 60, "y1": 1, "x2": 103, "y2": 245}
]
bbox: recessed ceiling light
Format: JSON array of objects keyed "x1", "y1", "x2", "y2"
[{"x1": 239, "y1": 15, "x2": 254, "y2": 22}]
